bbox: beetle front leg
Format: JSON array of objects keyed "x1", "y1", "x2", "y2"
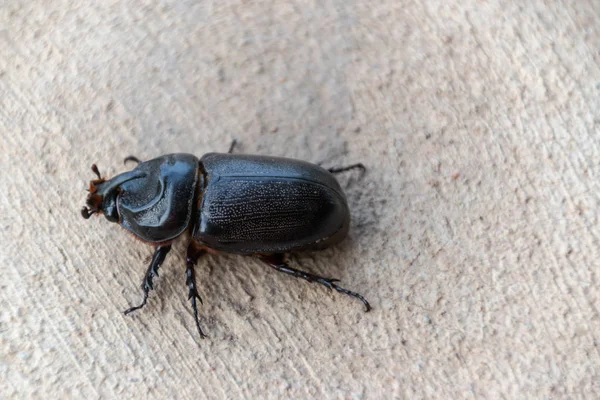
[
  {"x1": 258, "y1": 254, "x2": 371, "y2": 312},
  {"x1": 124, "y1": 245, "x2": 172, "y2": 315},
  {"x1": 186, "y1": 242, "x2": 208, "y2": 339}
]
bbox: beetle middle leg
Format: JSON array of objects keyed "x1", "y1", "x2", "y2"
[
  {"x1": 227, "y1": 139, "x2": 237, "y2": 154},
  {"x1": 124, "y1": 245, "x2": 172, "y2": 315},
  {"x1": 327, "y1": 163, "x2": 366, "y2": 174},
  {"x1": 186, "y1": 241, "x2": 208, "y2": 338},
  {"x1": 258, "y1": 254, "x2": 371, "y2": 311},
  {"x1": 123, "y1": 156, "x2": 142, "y2": 166}
]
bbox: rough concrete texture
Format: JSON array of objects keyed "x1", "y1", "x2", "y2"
[{"x1": 1, "y1": 1, "x2": 599, "y2": 399}]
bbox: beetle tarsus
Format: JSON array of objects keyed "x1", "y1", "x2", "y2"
[
  {"x1": 186, "y1": 266, "x2": 207, "y2": 338},
  {"x1": 186, "y1": 243, "x2": 208, "y2": 339},
  {"x1": 124, "y1": 155, "x2": 142, "y2": 166},
  {"x1": 123, "y1": 245, "x2": 171, "y2": 315},
  {"x1": 327, "y1": 163, "x2": 366, "y2": 175},
  {"x1": 259, "y1": 254, "x2": 372, "y2": 312},
  {"x1": 123, "y1": 295, "x2": 148, "y2": 315},
  {"x1": 228, "y1": 139, "x2": 238, "y2": 154}
]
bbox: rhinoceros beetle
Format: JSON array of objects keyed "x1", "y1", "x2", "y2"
[{"x1": 81, "y1": 141, "x2": 370, "y2": 338}]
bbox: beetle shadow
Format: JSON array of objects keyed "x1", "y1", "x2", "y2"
[{"x1": 338, "y1": 168, "x2": 389, "y2": 247}]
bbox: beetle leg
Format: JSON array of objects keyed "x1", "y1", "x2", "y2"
[
  {"x1": 123, "y1": 155, "x2": 141, "y2": 165},
  {"x1": 227, "y1": 139, "x2": 237, "y2": 154},
  {"x1": 258, "y1": 254, "x2": 371, "y2": 312},
  {"x1": 327, "y1": 163, "x2": 366, "y2": 174},
  {"x1": 186, "y1": 242, "x2": 208, "y2": 339},
  {"x1": 123, "y1": 245, "x2": 172, "y2": 315}
]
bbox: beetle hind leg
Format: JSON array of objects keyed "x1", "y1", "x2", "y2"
[
  {"x1": 185, "y1": 242, "x2": 208, "y2": 339},
  {"x1": 258, "y1": 254, "x2": 371, "y2": 312},
  {"x1": 124, "y1": 245, "x2": 172, "y2": 315}
]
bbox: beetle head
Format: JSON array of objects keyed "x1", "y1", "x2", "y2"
[
  {"x1": 81, "y1": 164, "x2": 145, "y2": 223},
  {"x1": 81, "y1": 154, "x2": 200, "y2": 243}
]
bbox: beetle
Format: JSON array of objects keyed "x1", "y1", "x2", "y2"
[{"x1": 81, "y1": 141, "x2": 370, "y2": 338}]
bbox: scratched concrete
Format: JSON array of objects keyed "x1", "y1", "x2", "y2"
[{"x1": 1, "y1": 1, "x2": 599, "y2": 399}]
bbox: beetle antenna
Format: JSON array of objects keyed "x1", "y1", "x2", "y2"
[
  {"x1": 91, "y1": 164, "x2": 102, "y2": 179},
  {"x1": 81, "y1": 206, "x2": 96, "y2": 219}
]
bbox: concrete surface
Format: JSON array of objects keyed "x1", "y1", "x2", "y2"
[{"x1": 1, "y1": 1, "x2": 599, "y2": 399}]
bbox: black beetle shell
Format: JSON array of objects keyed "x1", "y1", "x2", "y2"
[
  {"x1": 193, "y1": 153, "x2": 350, "y2": 254},
  {"x1": 118, "y1": 153, "x2": 199, "y2": 243}
]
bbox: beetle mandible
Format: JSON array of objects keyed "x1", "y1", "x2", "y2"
[{"x1": 81, "y1": 141, "x2": 370, "y2": 338}]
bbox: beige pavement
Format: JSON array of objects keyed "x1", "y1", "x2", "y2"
[{"x1": 1, "y1": 1, "x2": 599, "y2": 399}]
